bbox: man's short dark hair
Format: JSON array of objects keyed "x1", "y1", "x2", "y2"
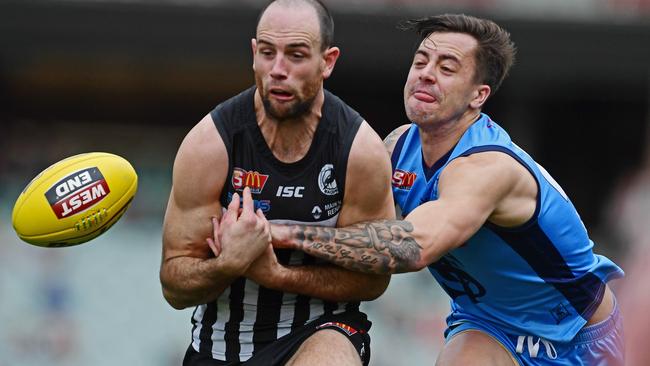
[
  {"x1": 257, "y1": 0, "x2": 334, "y2": 51},
  {"x1": 402, "y1": 14, "x2": 516, "y2": 93}
]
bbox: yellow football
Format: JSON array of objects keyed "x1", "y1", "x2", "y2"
[{"x1": 12, "y1": 152, "x2": 138, "y2": 247}]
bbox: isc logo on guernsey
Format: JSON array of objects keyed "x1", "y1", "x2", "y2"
[{"x1": 45, "y1": 168, "x2": 111, "y2": 218}]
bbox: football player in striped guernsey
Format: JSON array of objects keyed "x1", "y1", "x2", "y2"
[{"x1": 160, "y1": 1, "x2": 394, "y2": 365}]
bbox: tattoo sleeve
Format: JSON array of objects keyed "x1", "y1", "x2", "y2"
[{"x1": 290, "y1": 220, "x2": 423, "y2": 274}]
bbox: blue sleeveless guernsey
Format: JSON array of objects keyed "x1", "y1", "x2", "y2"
[{"x1": 390, "y1": 114, "x2": 624, "y2": 343}]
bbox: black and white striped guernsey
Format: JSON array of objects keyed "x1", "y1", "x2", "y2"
[{"x1": 189, "y1": 86, "x2": 365, "y2": 362}]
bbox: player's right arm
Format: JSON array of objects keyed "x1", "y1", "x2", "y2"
[
  {"x1": 272, "y1": 151, "x2": 537, "y2": 274},
  {"x1": 160, "y1": 115, "x2": 266, "y2": 309}
]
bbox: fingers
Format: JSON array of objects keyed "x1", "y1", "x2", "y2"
[
  {"x1": 241, "y1": 187, "x2": 255, "y2": 216},
  {"x1": 257, "y1": 208, "x2": 271, "y2": 242},
  {"x1": 206, "y1": 237, "x2": 220, "y2": 257},
  {"x1": 222, "y1": 192, "x2": 240, "y2": 225},
  {"x1": 255, "y1": 207, "x2": 265, "y2": 219},
  {"x1": 212, "y1": 216, "x2": 222, "y2": 254},
  {"x1": 206, "y1": 216, "x2": 222, "y2": 257}
]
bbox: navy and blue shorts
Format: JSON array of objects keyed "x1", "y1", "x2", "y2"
[{"x1": 444, "y1": 300, "x2": 624, "y2": 365}]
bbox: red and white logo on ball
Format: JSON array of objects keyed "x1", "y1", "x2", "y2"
[{"x1": 45, "y1": 167, "x2": 111, "y2": 219}]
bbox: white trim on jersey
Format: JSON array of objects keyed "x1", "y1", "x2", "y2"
[{"x1": 270, "y1": 215, "x2": 339, "y2": 227}]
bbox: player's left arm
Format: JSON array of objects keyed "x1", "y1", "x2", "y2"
[
  {"x1": 249, "y1": 121, "x2": 395, "y2": 301},
  {"x1": 272, "y1": 152, "x2": 536, "y2": 274}
]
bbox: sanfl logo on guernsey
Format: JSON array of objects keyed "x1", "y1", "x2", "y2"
[
  {"x1": 392, "y1": 169, "x2": 417, "y2": 190},
  {"x1": 231, "y1": 168, "x2": 269, "y2": 194}
]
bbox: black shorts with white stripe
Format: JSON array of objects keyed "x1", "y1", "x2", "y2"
[{"x1": 183, "y1": 311, "x2": 371, "y2": 366}]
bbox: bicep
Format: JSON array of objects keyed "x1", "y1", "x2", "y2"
[
  {"x1": 337, "y1": 121, "x2": 395, "y2": 226},
  {"x1": 405, "y1": 153, "x2": 518, "y2": 265},
  {"x1": 162, "y1": 115, "x2": 228, "y2": 262}
]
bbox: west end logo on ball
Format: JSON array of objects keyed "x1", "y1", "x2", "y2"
[{"x1": 45, "y1": 167, "x2": 111, "y2": 219}]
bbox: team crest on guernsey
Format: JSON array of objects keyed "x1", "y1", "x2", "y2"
[
  {"x1": 231, "y1": 168, "x2": 269, "y2": 194},
  {"x1": 392, "y1": 169, "x2": 417, "y2": 190},
  {"x1": 45, "y1": 167, "x2": 110, "y2": 219},
  {"x1": 318, "y1": 164, "x2": 338, "y2": 196}
]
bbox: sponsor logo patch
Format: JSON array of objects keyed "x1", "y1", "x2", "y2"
[
  {"x1": 45, "y1": 167, "x2": 110, "y2": 219},
  {"x1": 324, "y1": 200, "x2": 341, "y2": 217},
  {"x1": 312, "y1": 206, "x2": 322, "y2": 219},
  {"x1": 231, "y1": 168, "x2": 269, "y2": 194},
  {"x1": 227, "y1": 192, "x2": 270, "y2": 212},
  {"x1": 276, "y1": 185, "x2": 305, "y2": 198},
  {"x1": 392, "y1": 169, "x2": 417, "y2": 190}
]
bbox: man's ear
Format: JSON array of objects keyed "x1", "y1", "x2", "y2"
[
  {"x1": 470, "y1": 84, "x2": 491, "y2": 109},
  {"x1": 322, "y1": 46, "x2": 340, "y2": 79},
  {"x1": 251, "y1": 38, "x2": 257, "y2": 71}
]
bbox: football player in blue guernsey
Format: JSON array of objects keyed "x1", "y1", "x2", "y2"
[
  {"x1": 160, "y1": 0, "x2": 394, "y2": 365},
  {"x1": 266, "y1": 14, "x2": 625, "y2": 366}
]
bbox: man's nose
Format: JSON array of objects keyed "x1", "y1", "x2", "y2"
[{"x1": 270, "y1": 56, "x2": 288, "y2": 79}]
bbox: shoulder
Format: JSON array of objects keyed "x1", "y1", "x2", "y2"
[
  {"x1": 172, "y1": 114, "x2": 228, "y2": 206},
  {"x1": 348, "y1": 121, "x2": 391, "y2": 168},
  {"x1": 176, "y1": 115, "x2": 226, "y2": 165},
  {"x1": 210, "y1": 86, "x2": 256, "y2": 128},
  {"x1": 383, "y1": 124, "x2": 411, "y2": 156},
  {"x1": 443, "y1": 152, "x2": 519, "y2": 184},
  {"x1": 338, "y1": 120, "x2": 395, "y2": 224},
  {"x1": 345, "y1": 121, "x2": 392, "y2": 197},
  {"x1": 323, "y1": 89, "x2": 363, "y2": 126}
]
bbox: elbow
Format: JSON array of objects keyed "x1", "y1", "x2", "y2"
[
  {"x1": 411, "y1": 258, "x2": 429, "y2": 272},
  {"x1": 393, "y1": 241, "x2": 441, "y2": 273},
  {"x1": 393, "y1": 257, "x2": 429, "y2": 273},
  {"x1": 162, "y1": 286, "x2": 191, "y2": 310},
  {"x1": 361, "y1": 274, "x2": 391, "y2": 301},
  {"x1": 160, "y1": 270, "x2": 190, "y2": 310}
]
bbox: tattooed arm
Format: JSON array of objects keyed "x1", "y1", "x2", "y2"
[
  {"x1": 234, "y1": 121, "x2": 395, "y2": 301},
  {"x1": 273, "y1": 219, "x2": 423, "y2": 274},
  {"x1": 272, "y1": 151, "x2": 539, "y2": 274}
]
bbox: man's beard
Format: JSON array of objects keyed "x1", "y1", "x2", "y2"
[{"x1": 262, "y1": 92, "x2": 317, "y2": 121}]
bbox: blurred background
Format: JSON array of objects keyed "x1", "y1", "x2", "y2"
[{"x1": 1, "y1": 0, "x2": 649, "y2": 365}]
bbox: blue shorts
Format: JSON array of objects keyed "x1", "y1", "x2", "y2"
[{"x1": 444, "y1": 301, "x2": 624, "y2": 365}]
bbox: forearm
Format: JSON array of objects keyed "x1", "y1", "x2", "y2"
[
  {"x1": 160, "y1": 256, "x2": 240, "y2": 309},
  {"x1": 276, "y1": 220, "x2": 425, "y2": 274},
  {"x1": 267, "y1": 264, "x2": 390, "y2": 302}
]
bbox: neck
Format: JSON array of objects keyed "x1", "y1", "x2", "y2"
[
  {"x1": 254, "y1": 88, "x2": 324, "y2": 163},
  {"x1": 418, "y1": 110, "x2": 481, "y2": 168}
]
